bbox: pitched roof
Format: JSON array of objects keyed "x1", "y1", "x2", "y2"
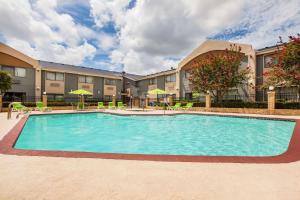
[
  {"x1": 39, "y1": 60, "x2": 122, "y2": 79},
  {"x1": 137, "y1": 68, "x2": 176, "y2": 80},
  {"x1": 123, "y1": 73, "x2": 145, "y2": 81}
]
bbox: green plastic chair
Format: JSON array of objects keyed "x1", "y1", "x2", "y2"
[
  {"x1": 36, "y1": 101, "x2": 52, "y2": 112},
  {"x1": 169, "y1": 103, "x2": 181, "y2": 110},
  {"x1": 108, "y1": 102, "x2": 116, "y2": 109},
  {"x1": 182, "y1": 102, "x2": 193, "y2": 110},
  {"x1": 12, "y1": 102, "x2": 22, "y2": 111},
  {"x1": 117, "y1": 102, "x2": 126, "y2": 109},
  {"x1": 97, "y1": 102, "x2": 105, "y2": 109},
  {"x1": 12, "y1": 102, "x2": 31, "y2": 112}
]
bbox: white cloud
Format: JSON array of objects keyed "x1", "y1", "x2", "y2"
[
  {"x1": 0, "y1": 0, "x2": 97, "y2": 65},
  {"x1": 232, "y1": 0, "x2": 300, "y2": 48},
  {"x1": 90, "y1": 0, "x2": 245, "y2": 74},
  {"x1": 90, "y1": 0, "x2": 299, "y2": 74},
  {"x1": 1, "y1": 0, "x2": 299, "y2": 74}
]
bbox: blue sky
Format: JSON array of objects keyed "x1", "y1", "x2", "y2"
[{"x1": 0, "y1": 0, "x2": 299, "y2": 74}]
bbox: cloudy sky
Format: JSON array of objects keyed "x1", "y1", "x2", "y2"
[{"x1": 0, "y1": 0, "x2": 299, "y2": 75}]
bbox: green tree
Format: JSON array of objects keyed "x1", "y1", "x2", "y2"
[
  {"x1": 0, "y1": 70, "x2": 13, "y2": 95},
  {"x1": 188, "y1": 44, "x2": 250, "y2": 102},
  {"x1": 264, "y1": 34, "x2": 300, "y2": 94}
]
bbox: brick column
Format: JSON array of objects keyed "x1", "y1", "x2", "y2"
[
  {"x1": 112, "y1": 95, "x2": 116, "y2": 107},
  {"x1": 42, "y1": 95, "x2": 47, "y2": 107},
  {"x1": 168, "y1": 95, "x2": 173, "y2": 106},
  {"x1": 0, "y1": 95, "x2": 2, "y2": 112},
  {"x1": 267, "y1": 91, "x2": 275, "y2": 114},
  {"x1": 205, "y1": 94, "x2": 211, "y2": 111}
]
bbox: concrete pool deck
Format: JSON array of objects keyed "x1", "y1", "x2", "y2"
[{"x1": 1, "y1": 110, "x2": 300, "y2": 200}]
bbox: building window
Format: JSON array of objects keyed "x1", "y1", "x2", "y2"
[
  {"x1": 264, "y1": 54, "x2": 278, "y2": 68},
  {"x1": 15, "y1": 68, "x2": 26, "y2": 77},
  {"x1": 166, "y1": 74, "x2": 176, "y2": 82},
  {"x1": 149, "y1": 78, "x2": 157, "y2": 85},
  {"x1": 105, "y1": 79, "x2": 116, "y2": 85},
  {"x1": 79, "y1": 76, "x2": 86, "y2": 83},
  {"x1": 86, "y1": 76, "x2": 93, "y2": 84},
  {"x1": 56, "y1": 73, "x2": 64, "y2": 81},
  {"x1": 79, "y1": 76, "x2": 93, "y2": 83},
  {"x1": 46, "y1": 72, "x2": 64, "y2": 81},
  {"x1": 184, "y1": 71, "x2": 190, "y2": 79},
  {"x1": 46, "y1": 72, "x2": 56, "y2": 80}
]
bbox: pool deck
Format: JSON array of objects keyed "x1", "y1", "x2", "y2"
[{"x1": 1, "y1": 110, "x2": 300, "y2": 200}]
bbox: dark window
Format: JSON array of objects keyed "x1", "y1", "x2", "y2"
[
  {"x1": 166, "y1": 74, "x2": 176, "y2": 82},
  {"x1": 149, "y1": 78, "x2": 157, "y2": 85},
  {"x1": 105, "y1": 79, "x2": 116, "y2": 85},
  {"x1": 46, "y1": 72, "x2": 64, "y2": 81},
  {"x1": 79, "y1": 76, "x2": 93, "y2": 83},
  {"x1": 15, "y1": 68, "x2": 26, "y2": 77},
  {"x1": 264, "y1": 54, "x2": 278, "y2": 68}
]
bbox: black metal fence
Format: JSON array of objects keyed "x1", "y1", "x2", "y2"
[
  {"x1": 2, "y1": 95, "x2": 122, "y2": 107},
  {"x1": 1, "y1": 92, "x2": 299, "y2": 109},
  {"x1": 175, "y1": 92, "x2": 299, "y2": 103}
]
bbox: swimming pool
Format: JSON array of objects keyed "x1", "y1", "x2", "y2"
[{"x1": 14, "y1": 113, "x2": 296, "y2": 157}]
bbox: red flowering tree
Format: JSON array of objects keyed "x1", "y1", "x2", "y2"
[
  {"x1": 263, "y1": 34, "x2": 300, "y2": 93},
  {"x1": 188, "y1": 44, "x2": 250, "y2": 102}
]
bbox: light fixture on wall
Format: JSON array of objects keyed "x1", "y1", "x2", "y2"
[
  {"x1": 268, "y1": 85, "x2": 275, "y2": 91},
  {"x1": 43, "y1": 91, "x2": 47, "y2": 95}
]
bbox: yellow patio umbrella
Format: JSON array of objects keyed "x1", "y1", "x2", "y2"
[
  {"x1": 148, "y1": 88, "x2": 167, "y2": 103},
  {"x1": 69, "y1": 89, "x2": 93, "y2": 95},
  {"x1": 69, "y1": 89, "x2": 93, "y2": 104}
]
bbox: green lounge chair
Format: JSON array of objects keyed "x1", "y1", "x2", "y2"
[
  {"x1": 97, "y1": 102, "x2": 105, "y2": 109},
  {"x1": 168, "y1": 103, "x2": 181, "y2": 110},
  {"x1": 108, "y1": 102, "x2": 116, "y2": 109},
  {"x1": 182, "y1": 102, "x2": 193, "y2": 110},
  {"x1": 36, "y1": 101, "x2": 52, "y2": 112},
  {"x1": 117, "y1": 102, "x2": 126, "y2": 109},
  {"x1": 12, "y1": 102, "x2": 31, "y2": 113}
]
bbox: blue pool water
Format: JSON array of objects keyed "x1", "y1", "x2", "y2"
[{"x1": 15, "y1": 113, "x2": 296, "y2": 156}]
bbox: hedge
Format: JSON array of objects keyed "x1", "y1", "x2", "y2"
[{"x1": 174, "y1": 100, "x2": 300, "y2": 109}]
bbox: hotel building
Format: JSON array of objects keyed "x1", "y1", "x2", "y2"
[{"x1": 0, "y1": 40, "x2": 295, "y2": 104}]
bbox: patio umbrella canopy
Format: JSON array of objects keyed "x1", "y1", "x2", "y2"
[
  {"x1": 69, "y1": 89, "x2": 93, "y2": 95},
  {"x1": 69, "y1": 89, "x2": 93, "y2": 106},
  {"x1": 148, "y1": 88, "x2": 167, "y2": 105}
]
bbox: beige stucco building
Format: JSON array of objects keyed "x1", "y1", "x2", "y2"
[{"x1": 0, "y1": 39, "x2": 292, "y2": 104}]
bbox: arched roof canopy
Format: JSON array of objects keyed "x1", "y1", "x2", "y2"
[
  {"x1": 0, "y1": 43, "x2": 39, "y2": 68},
  {"x1": 177, "y1": 40, "x2": 254, "y2": 72},
  {"x1": 181, "y1": 50, "x2": 246, "y2": 71}
]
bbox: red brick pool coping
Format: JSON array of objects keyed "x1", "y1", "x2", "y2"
[{"x1": 1, "y1": 113, "x2": 300, "y2": 163}]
